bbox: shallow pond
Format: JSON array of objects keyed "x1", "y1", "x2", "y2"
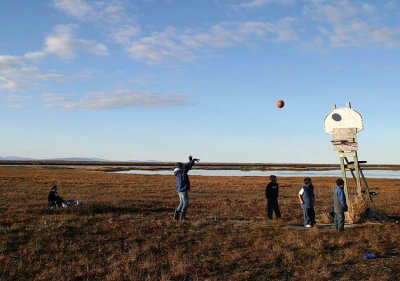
[{"x1": 115, "y1": 169, "x2": 400, "y2": 179}]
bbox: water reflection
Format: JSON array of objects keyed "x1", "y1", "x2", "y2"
[{"x1": 115, "y1": 169, "x2": 400, "y2": 179}]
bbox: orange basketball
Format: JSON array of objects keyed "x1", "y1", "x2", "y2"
[{"x1": 276, "y1": 100, "x2": 285, "y2": 108}]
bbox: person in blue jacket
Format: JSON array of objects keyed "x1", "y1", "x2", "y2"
[
  {"x1": 298, "y1": 177, "x2": 316, "y2": 227},
  {"x1": 173, "y1": 155, "x2": 200, "y2": 220},
  {"x1": 333, "y1": 178, "x2": 348, "y2": 231}
]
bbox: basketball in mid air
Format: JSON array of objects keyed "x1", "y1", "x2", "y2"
[{"x1": 276, "y1": 100, "x2": 285, "y2": 108}]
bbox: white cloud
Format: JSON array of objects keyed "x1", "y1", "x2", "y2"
[
  {"x1": 43, "y1": 92, "x2": 74, "y2": 102},
  {"x1": 8, "y1": 103, "x2": 28, "y2": 109},
  {"x1": 49, "y1": 89, "x2": 191, "y2": 111},
  {"x1": 5, "y1": 95, "x2": 30, "y2": 109},
  {"x1": 53, "y1": 0, "x2": 140, "y2": 45},
  {"x1": 46, "y1": 0, "x2": 400, "y2": 62},
  {"x1": 25, "y1": 25, "x2": 108, "y2": 60},
  {"x1": 0, "y1": 55, "x2": 65, "y2": 92},
  {"x1": 234, "y1": 0, "x2": 294, "y2": 9},
  {"x1": 43, "y1": 92, "x2": 75, "y2": 108},
  {"x1": 0, "y1": 76, "x2": 20, "y2": 91},
  {"x1": 110, "y1": 26, "x2": 141, "y2": 45},
  {"x1": 362, "y1": 3, "x2": 375, "y2": 13},
  {"x1": 6, "y1": 95, "x2": 30, "y2": 102},
  {"x1": 303, "y1": 0, "x2": 400, "y2": 49},
  {"x1": 127, "y1": 18, "x2": 297, "y2": 64},
  {"x1": 303, "y1": 0, "x2": 359, "y2": 24},
  {"x1": 53, "y1": 0, "x2": 92, "y2": 19},
  {"x1": 130, "y1": 75, "x2": 159, "y2": 86},
  {"x1": 53, "y1": 0, "x2": 127, "y2": 22}
]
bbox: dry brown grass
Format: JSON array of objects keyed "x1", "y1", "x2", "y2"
[
  {"x1": 346, "y1": 196, "x2": 369, "y2": 224},
  {"x1": 318, "y1": 209, "x2": 334, "y2": 224},
  {"x1": 0, "y1": 166, "x2": 399, "y2": 280}
]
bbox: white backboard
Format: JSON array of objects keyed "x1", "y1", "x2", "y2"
[{"x1": 324, "y1": 106, "x2": 363, "y2": 135}]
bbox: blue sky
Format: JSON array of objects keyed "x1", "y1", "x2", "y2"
[{"x1": 0, "y1": 0, "x2": 399, "y2": 163}]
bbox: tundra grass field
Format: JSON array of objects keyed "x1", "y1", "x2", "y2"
[{"x1": 0, "y1": 167, "x2": 399, "y2": 280}]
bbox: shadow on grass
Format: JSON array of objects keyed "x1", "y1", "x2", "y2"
[
  {"x1": 40, "y1": 202, "x2": 174, "y2": 216},
  {"x1": 387, "y1": 215, "x2": 400, "y2": 221}
]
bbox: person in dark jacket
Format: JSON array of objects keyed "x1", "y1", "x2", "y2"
[
  {"x1": 333, "y1": 178, "x2": 348, "y2": 231},
  {"x1": 265, "y1": 175, "x2": 281, "y2": 220},
  {"x1": 48, "y1": 184, "x2": 65, "y2": 209},
  {"x1": 298, "y1": 177, "x2": 316, "y2": 227},
  {"x1": 173, "y1": 155, "x2": 199, "y2": 220},
  {"x1": 48, "y1": 184, "x2": 80, "y2": 210}
]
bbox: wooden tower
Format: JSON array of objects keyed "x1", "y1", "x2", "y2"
[{"x1": 324, "y1": 102, "x2": 374, "y2": 208}]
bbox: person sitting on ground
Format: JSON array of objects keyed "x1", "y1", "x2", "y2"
[
  {"x1": 48, "y1": 184, "x2": 65, "y2": 209},
  {"x1": 298, "y1": 177, "x2": 316, "y2": 228},
  {"x1": 173, "y1": 155, "x2": 199, "y2": 221},
  {"x1": 265, "y1": 175, "x2": 281, "y2": 220},
  {"x1": 333, "y1": 178, "x2": 348, "y2": 231},
  {"x1": 48, "y1": 184, "x2": 80, "y2": 209}
]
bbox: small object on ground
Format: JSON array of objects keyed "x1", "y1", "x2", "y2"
[
  {"x1": 64, "y1": 200, "x2": 80, "y2": 207},
  {"x1": 288, "y1": 224, "x2": 318, "y2": 230},
  {"x1": 363, "y1": 253, "x2": 377, "y2": 259},
  {"x1": 305, "y1": 224, "x2": 312, "y2": 228},
  {"x1": 361, "y1": 189, "x2": 378, "y2": 196}
]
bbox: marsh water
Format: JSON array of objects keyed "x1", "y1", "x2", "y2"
[{"x1": 115, "y1": 169, "x2": 400, "y2": 179}]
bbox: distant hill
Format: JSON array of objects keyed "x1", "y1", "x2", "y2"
[
  {"x1": 0, "y1": 156, "x2": 35, "y2": 161},
  {"x1": 0, "y1": 156, "x2": 111, "y2": 162},
  {"x1": 128, "y1": 160, "x2": 160, "y2": 162},
  {"x1": 0, "y1": 156, "x2": 164, "y2": 162},
  {"x1": 49, "y1": 157, "x2": 111, "y2": 162}
]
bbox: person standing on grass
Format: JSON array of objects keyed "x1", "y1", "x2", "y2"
[
  {"x1": 333, "y1": 178, "x2": 348, "y2": 231},
  {"x1": 173, "y1": 155, "x2": 200, "y2": 221},
  {"x1": 265, "y1": 175, "x2": 281, "y2": 220},
  {"x1": 298, "y1": 177, "x2": 316, "y2": 228}
]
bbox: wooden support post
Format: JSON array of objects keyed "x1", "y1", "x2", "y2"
[
  {"x1": 344, "y1": 157, "x2": 355, "y2": 177},
  {"x1": 353, "y1": 152, "x2": 363, "y2": 197},
  {"x1": 339, "y1": 156, "x2": 349, "y2": 202},
  {"x1": 359, "y1": 169, "x2": 376, "y2": 210}
]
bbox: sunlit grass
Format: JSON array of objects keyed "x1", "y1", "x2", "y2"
[{"x1": 0, "y1": 167, "x2": 399, "y2": 280}]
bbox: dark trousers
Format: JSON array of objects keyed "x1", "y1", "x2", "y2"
[
  {"x1": 334, "y1": 212, "x2": 345, "y2": 231},
  {"x1": 267, "y1": 198, "x2": 281, "y2": 219},
  {"x1": 303, "y1": 207, "x2": 316, "y2": 226}
]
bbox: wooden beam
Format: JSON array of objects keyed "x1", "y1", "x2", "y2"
[
  {"x1": 333, "y1": 144, "x2": 358, "y2": 151},
  {"x1": 340, "y1": 152, "x2": 355, "y2": 158},
  {"x1": 333, "y1": 128, "x2": 357, "y2": 142}
]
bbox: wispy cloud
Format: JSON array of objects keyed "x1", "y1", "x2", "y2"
[
  {"x1": 50, "y1": 0, "x2": 400, "y2": 64},
  {"x1": 43, "y1": 92, "x2": 74, "y2": 102},
  {"x1": 42, "y1": 92, "x2": 75, "y2": 108},
  {"x1": 53, "y1": 0, "x2": 140, "y2": 45},
  {"x1": 48, "y1": 89, "x2": 191, "y2": 111},
  {"x1": 53, "y1": 0, "x2": 93, "y2": 19},
  {"x1": 5, "y1": 94, "x2": 31, "y2": 109},
  {"x1": 8, "y1": 103, "x2": 29, "y2": 109},
  {"x1": 127, "y1": 18, "x2": 297, "y2": 64},
  {"x1": 110, "y1": 26, "x2": 141, "y2": 45},
  {"x1": 0, "y1": 55, "x2": 65, "y2": 92},
  {"x1": 25, "y1": 25, "x2": 109, "y2": 60},
  {"x1": 303, "y1": 0, "x2": 400, "y2": 49},
  {"x1": 233, "y1": 0, "x2": 294, "y2": 10},
  {"x1": 130, "y1": 75, "x2": 160, "y2": 86},
  {"x1": 53, "y1": 0, "x2": 130, "y2": 23}
]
